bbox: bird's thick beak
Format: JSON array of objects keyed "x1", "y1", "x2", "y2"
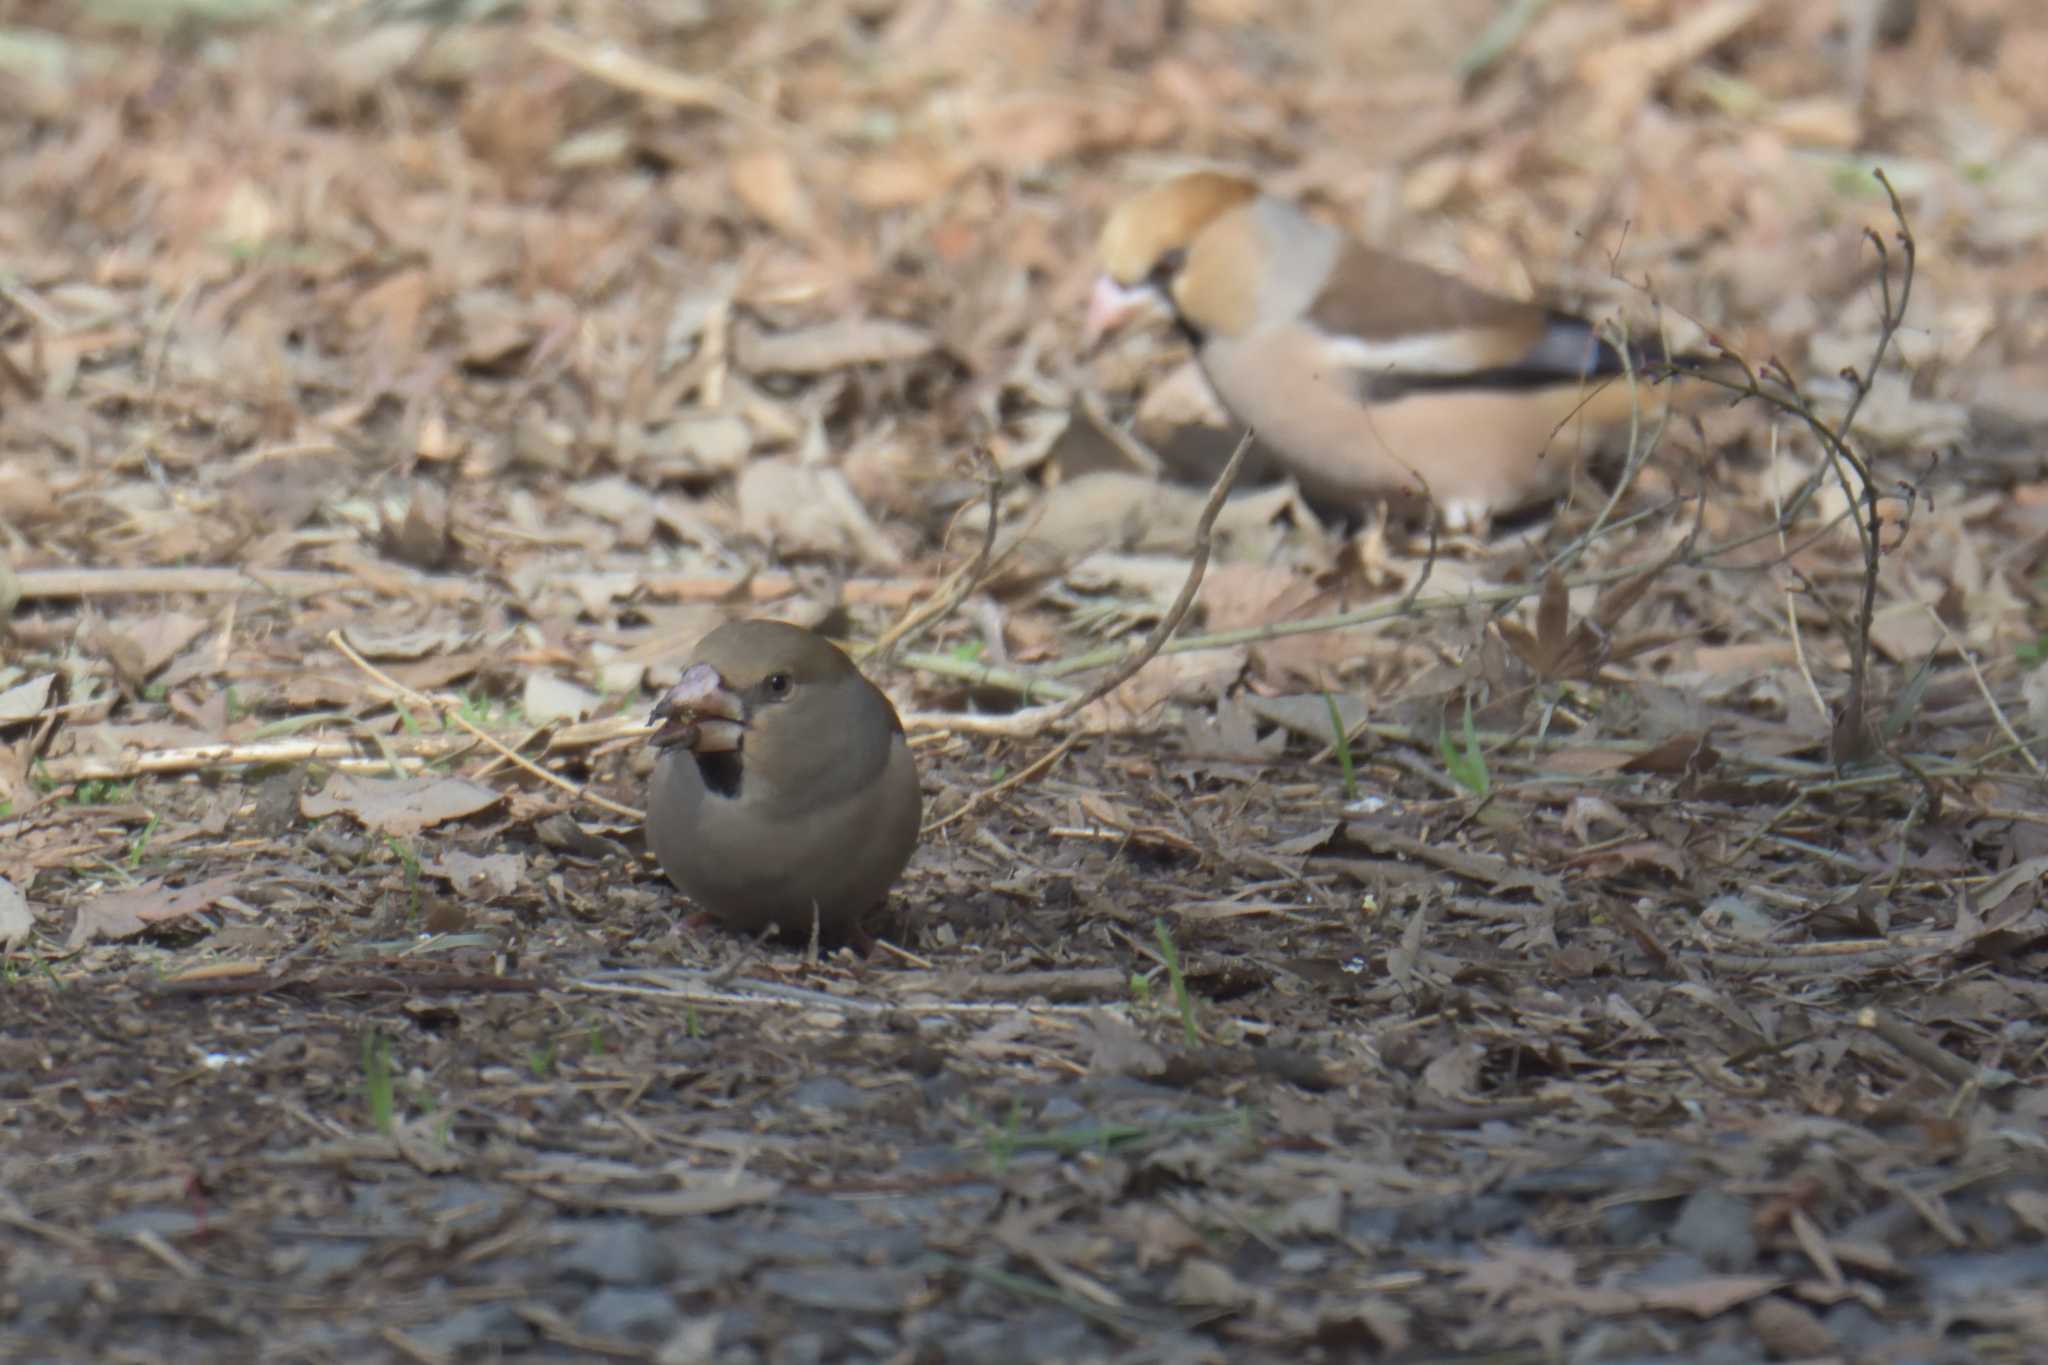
[
  {"x1": 648, "y1": 662, "x2": 747, "y2": 753},
  {"x1": 1082, "y1": 274, "x2": 1159, "y2": 349}
]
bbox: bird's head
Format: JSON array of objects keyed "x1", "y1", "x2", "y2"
[
  {"x1": 647, "y1": 619, "x2": 896, "y2": 806},
  {"x1": 1085, "y1": 171, "x2": 1258, "y2": 346}
]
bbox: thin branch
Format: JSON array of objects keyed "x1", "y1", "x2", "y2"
[
  {"x1": 1048, "y1": 429, "x2": 1252, "y2": 726},
  {"x1": 327, "y1": 630, "x2": 645, "y2": 821},
  {"x1": 1677, "y1": 168, "x2": 1919, "y2": 767},
  {"x1": 868, "y1": 444, "x2": 1005, "y2": 664},
  {"x1": 15, "y1": 566, "x2": 477, "y2": 603},
  {"x1": 1918, "y1": 606, "x2": 2045, "y2": 777},
  {"x1": 923, "y1": 733, "x2": 1085, "y2": 836}
]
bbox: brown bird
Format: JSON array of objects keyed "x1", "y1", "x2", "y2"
[
  {"x1": 1088, "y1": 171, "x2": 1696, "y2": 531},
  {"x1": 644, "y1": 619, "x2": 921, "y2": 939}
]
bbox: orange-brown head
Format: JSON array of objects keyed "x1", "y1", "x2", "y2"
[{"x1": 1086, "y1": 171, "x2": 1260, "y2": 345}]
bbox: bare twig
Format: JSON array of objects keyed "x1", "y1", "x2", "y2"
[
  {"x1": 923, "y1": 733, "x2": 1085, "y2": 836},
  {"x1": 868, "y1": 445, "x2": 1005, "y2": 664},
  {"x1": 1769, "y1": 427, "x2": 1835, "y2": 729},
  {"x1": 1076, "y1": 390, "x2": 1165, "y2": 476},
  {"x1": 1398, "y1": 511, "x2": 1442, "y2": 616},
  {"x1": 1543, "y1": 325, "x2": 1680, "y2": 578},
  {"x1": 1918, "y1": 606, "x2": 2045, "y2": 777},
  {"x1": 1681, "y1": 169, "x2": 1919, "y2": 767},
  {"x1": 528, "y1": 27, "x2": 804, "y2": 144},
  {"x1": 1048, "y1": 429, "x2": 1252, "y2": 726},
  {"x1": 638, "y1": 573, "x2": 926, "y2": 607},
  {"x1": 893, "y1": 432, "x2": 1250, "y2": 742},
  {"x1": 1859, "y1": 1007, "x2": 2003, "y2": 1090},
  {"x1": 327, "y1": 631, "x2": 645, "y2": 821},
  {"x1": 36, "y1": 732, "x2": 488, "y2": 785},
  {"x1": 15, "y1": 566, "x2": 476, "y2": 603}
]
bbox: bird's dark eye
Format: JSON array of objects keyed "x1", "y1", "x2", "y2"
[{"x1": 763, "y1": 671, "x2": 794, "y2": 699}]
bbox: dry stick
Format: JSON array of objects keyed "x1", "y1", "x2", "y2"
[
  {"x1": 1918, "y1": 606, "x2": 2045, "y2": 777},
  {"x1": 638, "y1": 572, "x2": 926, "y2": 607},
  {"x1": 899, "y1": 657, "x2": 1082, "y2": 711},
  {"x1": 1108, "y1": 575, "x2": 1500, "y2": 679},
  {"x1": 527, "y1": 26, "x2": 803, "y2": 144},
  {"x1": 1804, "y1": 737, "x2": 2047, "y2": 791},
  {"x1": 923, "y1": 733, "x2": 1084, "y2": 837},
  {"x1": 1034, "y1": 565, "x2": 1633, "y2": 683},
  {"x1": 1396, "y1": 506, "x2": 1444, "y2": 617},
  {"x1": 1075, "y1": 389, "x2": 1165, "y2": 476},
  {"x1": 326, "y1": 630, "x2": 646, "y2": 821},
  {"x1": 36, "y1": 732, "x2": 486, "y2": 785},
  {"x1": 899, "y1": 703, "x2": 1070, "y2": 737},
  {"x1": 16, "y1": 564, "x2": 920, "y2": 607},
  {"x1": 0, "y1": 276, "x2": 69, "y2": 331},
  {"x1": 470, "y1": 721, "x2": 563, "y2": 783},
  {"x1": 15, "y1": 566, "x2": 471, "y2": 602},
  {"x1": 1829, "y1": 349, "x2": 1889, "y2": 766},
  {"x1": 1305, "y1": 518, "x2": 1447, "y2": 769},
  {"x1": 911, "y1": 669, "x2": 2021, "y2": 794},
  {"x1": 906, "y1": 487, "x2": 1870, "y2": 704},
  {"x1": 135, "y1": 279, "x2": 194, "y2": 488},
  {"x1": 1693, "y1": 170, "x2": 1916, "y2": 764},
  {"x1": 1688, "y1": 351, "x2": 1895, "y2": 575},
  {"x1": 381, "y1": 1327, "x2": 451, "y2": 1365},
  {"x1": 1046, "y1": 428, "x2": 1252, "y2": 727},
  {"x1": 1857, "y1": 1007, "x2": 1994, "y2": 1090},
  {"x1": 900, "y1": 430, "x2": 1253, "y2": 738},
  {"x1": 868, "y1": 444, "x2": 1005, "y2": 663},
  {"x1": 25, "y1": 709, "x2": 669, "y2": 792},
  {"x1": 1767, "y1": 425, "x2": 1836, "y2": 728},
  {"x1": 1541, "y1": 334, "x2": 1681, "y2": 581}
]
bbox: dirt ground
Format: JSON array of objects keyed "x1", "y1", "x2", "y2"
[{"x1": 4, "y1": 1, "x2": 2047, "y2": 1361}]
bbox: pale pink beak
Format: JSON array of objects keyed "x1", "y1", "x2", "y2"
[
  {"x1": 648, "y1": 663, "x2": 747, "y2": 754},
  {"x1": 1082, "y1": 274, "x2": 1162, "y2": 349}
]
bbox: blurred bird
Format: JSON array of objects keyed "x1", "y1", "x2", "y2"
[
  {"x1": 1088, "y1": 171, "x2": 1701, "y2": 531},
  {"x1": 645, "y1": 620, "x2": 920, "y2": 939}
]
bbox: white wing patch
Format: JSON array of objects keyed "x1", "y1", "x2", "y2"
[{"x1": 1317, "y1": 329, "x2": 1513, "y2": 378}]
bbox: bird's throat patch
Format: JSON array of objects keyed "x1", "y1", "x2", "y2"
[{"x1": 695, "y1": 747, "x2": 744, "y2": 799}]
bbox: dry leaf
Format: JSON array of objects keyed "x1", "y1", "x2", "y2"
[
  {"x1": 1078, "y1": 1009, "x2": 1168, "y2": 1079},
  {"x1": 0, "y1": 875, "x2": 33, "y2": 949},
  {"x1": 565, "y1": 476, "x2": 657, "y2": 545},
  {"x1": 1082, "y1": 646, "x2": 1249, "y2": 729},
  {"x1": 1635, "y1": 1275, "x2": 1783, "y2": 1318},
  {"x1": 642, "y1": 413, "x2": 753, "y2": 480},
  {"x1": 729, "y1": 144, "x2": 818, "y2": 242},
  {"x1": 0, "y1": 467, "x2": 56, "y2": 523},
  {"x1": 301, "y1": 774, "x2": 502, "y2": 837},
  {"x1": 1420, "y1": 1040, "x2": 1485, "y2": 1101},
  {"x1": 736, "y1": 458, "x2": 904, "y2": 567},
  {"x1": 1170, "y1": 1257, "x2": 1258, "y2": 1309},
  {"x1": 0, "y1": 673, "x2": 56, "y2": 724},
  {"x1": 93, "y1": 612, "x2": 209, "y2": 686},
  {"x1": 384, "y1": 480, "x2": 452, "y2": 569},
  {"x1": 338, "y1": 625, "x2": 471, "y2": 660},
  {"x1": 66, "y1": 874, "x2": 237, "y2": 949},
  {"x1": 846, "y1": 150, "x2": 963, "y2": 209},
  {"x1": 523, "y1": 671, "x2": 600, "y2": 724},
  {"x1": 426, "y1": 849, "x2": 524, "y2": 900},
  {"x1": 734, "y1": 317, "x2": 935, "y2": 375}
]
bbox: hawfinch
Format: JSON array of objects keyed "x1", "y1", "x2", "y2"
[
  {"x1": 645, "y1": 620, "x2": 921, "y2": 939},
  {"x1": 1089, "y1": 171, "x2": 1693, "y2": 531}
]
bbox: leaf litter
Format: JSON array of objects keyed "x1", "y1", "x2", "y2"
[{"x1": 2, "y1": 0, "x2": 2047, "y2": 1360}]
